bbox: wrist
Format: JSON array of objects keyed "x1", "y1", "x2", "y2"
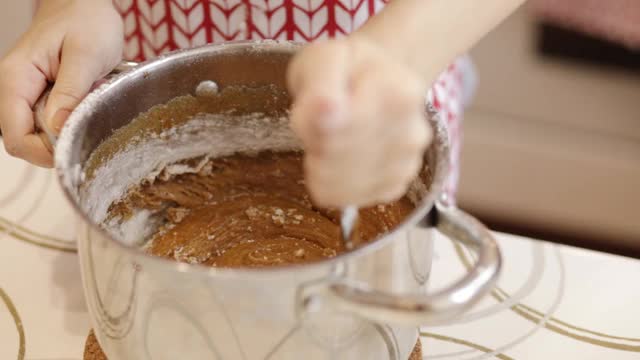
[{"x1": 346, "y1": 32, "x2": 429, "y2": 89}]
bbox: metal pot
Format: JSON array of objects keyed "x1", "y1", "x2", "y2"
[{"x1": 50, "y1": 41, "x2": 501, "y2": 360}]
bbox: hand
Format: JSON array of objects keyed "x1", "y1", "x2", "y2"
[
  {"x1": 0, "y1": 0, "x2": 123, "y2": 167},
  {"x1": 287, "y1": 38, "x2": 432, "y2": 208}
]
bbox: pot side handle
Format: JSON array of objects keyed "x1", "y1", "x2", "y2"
[
  {"x1": 323, "y1": 200, "x2": 502, "y2": 325},
  {"x1": 33, "y1": 61, "x2": 139, "y2": 151}
]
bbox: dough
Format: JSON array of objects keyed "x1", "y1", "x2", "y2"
[{"x1": 109, "y1": 151, "x2": 414, "y2": 268}]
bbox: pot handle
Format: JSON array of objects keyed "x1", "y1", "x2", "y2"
[
  {"x1": 323, "y1": 199, "x2": 501, "y2": 325},
  {"x1": 34, "y1": 61, "x2": 138, "y2": 151}
]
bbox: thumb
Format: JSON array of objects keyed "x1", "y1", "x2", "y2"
[
  {"x1": 288, "y1": 41, "x2": 350, "y2": 132},
  {"x1": 44, "y1": 41, "x2": 111, "y2": 134}
]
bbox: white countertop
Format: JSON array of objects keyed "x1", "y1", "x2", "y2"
[{"x1": 1, "y1": 143, "x2": 639, "y2": 360}]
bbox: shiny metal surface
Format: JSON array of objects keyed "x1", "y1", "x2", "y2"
[
  {"x1": 340, "y1": 206, "x2": 359, "y2": 250},
  {"x1": 53, "y1": 41, "x2": 501, "y2": 359},
  {"x1": 325, "y1": 200, "x2": 501, "y2": 325}
]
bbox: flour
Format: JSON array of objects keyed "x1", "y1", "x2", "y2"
[{"x1": 81, "y1": 112, "x2": 300, "y2": 228}]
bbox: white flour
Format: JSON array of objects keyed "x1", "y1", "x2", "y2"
[{"x1": 81, "y1": 112, "x2": 300, "y2": 237}]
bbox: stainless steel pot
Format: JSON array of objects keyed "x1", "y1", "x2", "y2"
[{"x1": 49, "y1": 41, "x2": 501, "y2": 360}]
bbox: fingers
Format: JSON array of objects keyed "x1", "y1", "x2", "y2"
[
  {"x1": 363, "y1": 76, "x2": 430, "y2": 204},
  {"x1": 288, "y1": 41, "x2": 351, "y2": 153},
  {"x1": 0, "y1": 57, "x2": 53, "y2": 167},
  {"x1": 0, "y1": 97, "x2": 54, "y2": 167},
  {"x1": 43, "y1": 39, "x2": 108, "y2": 135}
]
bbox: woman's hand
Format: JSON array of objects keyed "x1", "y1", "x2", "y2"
[
  {"x1": 287, "y1": 38, "x2": 432, "y2": 208},
  {"x1": 0, "y1": 0, "x2": 123, "y2": 167}
]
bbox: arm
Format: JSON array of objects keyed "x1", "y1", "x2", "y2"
[{"x1": 357, "y1": 0, "x2": 527, "y2": 83}]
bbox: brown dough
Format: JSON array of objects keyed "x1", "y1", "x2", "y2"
[
  {"x1": 84, "y1": 331, "x2": 107, "y2": 360},
  {"x1": 409, "y1": 340, "x2": 423, "y2": 360},
  {"x1": 110, "y1": 151, "x2": 414, "y2": 267}
]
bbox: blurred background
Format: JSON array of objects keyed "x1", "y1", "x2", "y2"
[
  {"x1": 1, "y1": 2, "x2": 638, "y2": 256},
  {"x1": 459, "y1": 2, "x2": 640, "y2": 257}
]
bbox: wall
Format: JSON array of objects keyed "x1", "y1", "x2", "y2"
[{"x1": 460, "y1": 7, "x2": 640, "y2": 253}]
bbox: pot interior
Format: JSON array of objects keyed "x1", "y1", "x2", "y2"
[{"x1": 56, "y1": 42, "x2": 446, "y2": 265}]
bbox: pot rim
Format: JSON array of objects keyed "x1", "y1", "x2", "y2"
[{"x1": 54, "y1": 40, "x2": 451, "y2": 278}]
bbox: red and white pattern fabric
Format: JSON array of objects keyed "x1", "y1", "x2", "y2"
[
  {"x1": 36, "y1": 0, "x2": 469, "y2": 198},
  {"x1": 113, "y1": 0, "x2": 395, "y2": 60},
  {"x1": 427, "y1": 59, "x2": 475, "y2": 198}
]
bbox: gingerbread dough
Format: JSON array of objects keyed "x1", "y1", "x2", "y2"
[{"x1": 109, "y1": 151, "x2": 414, "y2": 267}]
